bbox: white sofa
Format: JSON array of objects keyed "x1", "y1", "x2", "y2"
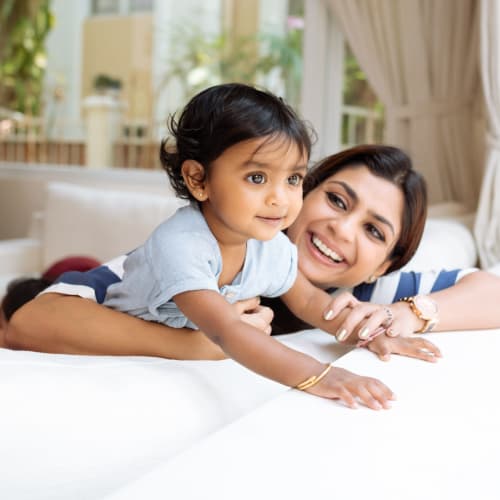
[
  {"x1": 0, "y1": 163, "x2": 482, "y2": 499},
  {"x1": 0, "y1": 183, "x2": 479, "y2": 302}
]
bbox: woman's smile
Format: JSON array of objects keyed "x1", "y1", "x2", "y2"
[{"x1": 311, "y1": 234, "x2": 344, "y2": 263}]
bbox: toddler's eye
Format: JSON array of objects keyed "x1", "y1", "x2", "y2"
[
  {"x1": 287, "y1": 174, "x2": 303, "y2": 186},
  {"x1": 247, "y1": 173, "x2": 266, "y2": 184}
]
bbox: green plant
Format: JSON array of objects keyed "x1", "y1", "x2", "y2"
[
  {"x1": 0, "y1": 0, "x2": 54, "y2": 115},
  {"x1": 343, "y1": 43, "x2": 381, "y2": 110},
  {"x1": 156, "y1": 21, "x2": 303, "y2": 110},
  {"x1": 256, "y1": 27, "x2": 303, "y2": 108},
  {"x1": 93, "y1": 73, "x2": 122, "y2": 92}
]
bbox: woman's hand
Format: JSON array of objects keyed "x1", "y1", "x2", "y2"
[
  {"x1": 323, "y1": 294, "x2": 396, "y2": 343},
  {"x1": 324, "y1": 298, "x2": 425, "y2": 343},
  {"x1": 365, "y1": 334, "x2": 442, "y2": 363},
  {"x1": 305, "y1": 366, "x2": 396, "y2": 410}
]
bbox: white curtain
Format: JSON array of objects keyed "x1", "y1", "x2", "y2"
[
  {"x1": 475, "y1": 0, "x2": 500, "y2": 267},
  {"x1": 328, "y1": 0, "x2": 481, "y2": 208}
]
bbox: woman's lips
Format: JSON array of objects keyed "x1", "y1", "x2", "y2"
[{"x1": 308, "y1": 233, "x2": 345, "y2": 265}]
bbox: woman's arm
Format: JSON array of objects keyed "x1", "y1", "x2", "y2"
[
  {"x1": 426, "y1": 270, "x2": 500, "y2": 331},
  {"x1": 387, "y1": 270, "x2": 500, "y2": 335},
  {"x1": 5, "y1": 293, "x2": 272, "y2": 360}
]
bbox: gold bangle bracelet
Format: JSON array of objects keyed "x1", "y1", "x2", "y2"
[{"x1": 295, "y1": 362, "x2": 334, "y2": 391}]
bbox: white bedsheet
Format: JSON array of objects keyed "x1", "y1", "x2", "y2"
[{"x1": 103, "y1": 330, "x2": 500, "y2": 500}]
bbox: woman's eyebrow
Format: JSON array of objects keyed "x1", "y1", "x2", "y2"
[
  {"x1": 329, "y1": 180, "x2": 395, "y2": 236},
  {"x1": 372, "y1": 212, "x2": 395, "y2": 236}
]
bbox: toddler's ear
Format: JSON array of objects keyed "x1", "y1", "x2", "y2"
[{"x1": 181, "y1": 160, "x2": 208, "y2": 201}]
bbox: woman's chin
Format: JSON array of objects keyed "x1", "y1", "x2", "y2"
[{"x1": 299, "y1": 249, "x2": 358, "y2": 290}]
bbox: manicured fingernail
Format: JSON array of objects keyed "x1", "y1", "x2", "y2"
[
  {"x1": 336, "y1": 328, "x2": 348, "y2": 341},
  {"x1": 324, "y1": 309, "x2": 334, "y2": 320},
  {"x1": 387, "y1": 327, "x2": 397, "y2": 337},
  {"x1": 359, "y1": 327, "x2": 370, "y2": 340}
]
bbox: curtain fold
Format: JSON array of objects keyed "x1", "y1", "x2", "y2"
[
  {"x1": 474, "y1": 0, "x2": 500, "y2": 267},
  {"x1": 328, "y1": 0, "x2": 481, "y2": 209}
]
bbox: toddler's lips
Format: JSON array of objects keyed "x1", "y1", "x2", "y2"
[{"x1": 257, "y1": 216, "x2": 284, "y2": 227}]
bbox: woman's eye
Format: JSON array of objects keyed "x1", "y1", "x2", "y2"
[
  {"x1": 247, "y1": 173, "x2": 266, "y2": 184},
  {"x1": 367, "y1": 224, "x2": 385, "y2": 242},
  {"x1": 287, "y1": 174, "x2": 303, "y2": 186},
  {"x1": 326, "y1": 192, "x2": 346, "y2": 210}
]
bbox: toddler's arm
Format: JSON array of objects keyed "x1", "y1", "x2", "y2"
[{"x1": 174, "y1": 289, "x2": 394, "y2": 409}]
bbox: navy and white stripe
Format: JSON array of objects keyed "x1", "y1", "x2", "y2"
[
  {"x1": 328, "y1": 268, "x2": 476, "y2": 304},
  {"x1": 42, "y1": 256, "x2": 477, "y2": 306},
  {"x1": 41, "y1": 255, "x2": 127, "y2": 303}
]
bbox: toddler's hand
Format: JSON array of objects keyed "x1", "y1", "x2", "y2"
[{"x1": 305, "y1": 366, "x2": 395, "y2": 410}]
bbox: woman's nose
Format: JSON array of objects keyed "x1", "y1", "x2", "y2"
[{"x1": 328, "y1": 214, "x2": 356, "y2": 241}]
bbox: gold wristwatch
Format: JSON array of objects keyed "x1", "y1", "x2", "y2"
[{"x1": 399, "y1": 295, "x2": 439, "y2": 333}]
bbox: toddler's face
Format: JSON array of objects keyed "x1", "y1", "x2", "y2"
[{"x1": 200, "y1": 136, "x2": 308, "y2": 244}]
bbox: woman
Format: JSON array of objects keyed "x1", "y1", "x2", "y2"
[
  {"x1": 263, "y1": 145, "x2": 500, "y2": 359},
  {"x1": 5, "y1": 145, "x2": 500, "y2": 362}
]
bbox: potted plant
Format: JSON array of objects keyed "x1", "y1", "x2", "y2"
[{"x1": 93, "y1": 74, "x2": 122, "y2": 98}]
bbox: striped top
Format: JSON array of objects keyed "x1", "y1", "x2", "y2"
[
  {"x1": 44, "y1": 258, "x2": 476, "y2": 307},
  {"x1": 334, "y1": 268, "x2": 476, "y2": 303}
]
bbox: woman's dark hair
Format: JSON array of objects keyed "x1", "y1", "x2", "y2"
[
  {"x1": 1, "y1": 278, "x2": 52, "y2": 321},
  {"x1": 1, "y1": 256, "x2": 101, "y2": 323},
  {"x1": 160, "y1": 83, "x2": 313, "y2": 201},
  {"x1": 303, "y1": 144, "x2": 428, "y2": 273}
]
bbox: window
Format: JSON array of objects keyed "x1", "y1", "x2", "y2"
[
  {"x1": 92, "y1": 0, "x2": 120, "y2": 15},
  {"x1": 92, "y1": 0, "x2": 152, "y2": 16},
  {"x1": 129, "y1": 0, "x2": 153, "y2": 12},
  {"x1": 341, "y1": 43, "x2": 384, "y2": 148}
]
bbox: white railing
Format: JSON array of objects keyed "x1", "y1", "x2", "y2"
[
  {"x1": 0, "y1": 111, "x2": 85, "y2": 166},
  {"x1": 0, "y1": 105, "x2": 384, "y2": 168}
]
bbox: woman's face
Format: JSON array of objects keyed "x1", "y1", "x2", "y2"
[{"x1": 287, "y1": 165, "x2": 404, "y2": 289}]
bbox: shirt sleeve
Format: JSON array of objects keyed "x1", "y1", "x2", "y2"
[
  {"x1": 39, "y1": 255, "x2": 126, "y2": 303},
  {"x1": 144, "y1": 228, "x2": 221, "y2": 310},
  {"x1": 356, "y1": 267, "x2": 479, "y2": 304}
]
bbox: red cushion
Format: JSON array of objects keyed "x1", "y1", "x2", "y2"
[{"x1": 41, "y1": 256, "x2": 102, "y2": 282}]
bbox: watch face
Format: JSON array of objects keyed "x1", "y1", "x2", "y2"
[{"x1": 414, "y1": 295, "x2": 438, "y2": 320}]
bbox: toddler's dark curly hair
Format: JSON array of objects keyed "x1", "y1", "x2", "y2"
[{"x1": 160, "y1": 83, "x2": 313, "y2": 201}]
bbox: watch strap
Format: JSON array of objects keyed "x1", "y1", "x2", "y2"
[{"x1": 399, "y1": 296, "x2": 437, "y2": 334}]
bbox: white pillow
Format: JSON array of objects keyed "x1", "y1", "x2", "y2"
[
  {"x1": 42, "y1": 182, "x2": 186, "y2": 267},
  {"x1": 402, "y1": 218, "x2": 478, "y2": 272}
]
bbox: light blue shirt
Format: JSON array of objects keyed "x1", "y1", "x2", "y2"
[{"x1": 103, "y1": 204, "x2": 298, "y2": 329}]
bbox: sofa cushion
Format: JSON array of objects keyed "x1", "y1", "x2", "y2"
[
  {"x1": 0, "y1": 330, "x2": 350, "y2": 500},
  {"x1": 42, "y1": 182, "x2": 186, "y2": 268},
  {"x1": 402, "y1": 218, "x2": 478, "y2": 272}
]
